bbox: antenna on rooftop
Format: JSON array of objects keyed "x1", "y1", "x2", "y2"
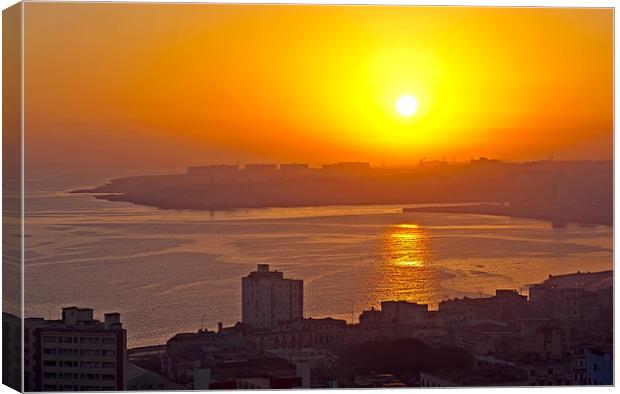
[{"x1": 350, "y1": 301, "x2": 354, "y2": 324}]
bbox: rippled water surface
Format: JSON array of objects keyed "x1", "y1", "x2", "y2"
[{"x1": 23, "y1": 171, "x2": 613, "y2": 347}]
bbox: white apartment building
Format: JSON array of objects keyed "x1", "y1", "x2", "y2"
[
  {"x1": 24, "y1": 307, "x2": 127, "y2": 391},
  {"x1": 242, "y1": 264, "x2": 303, "y2": 329}
]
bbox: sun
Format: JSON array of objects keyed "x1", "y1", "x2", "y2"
[{"x1": 395, "y1": 95, "x2": 418, "y2": 117}]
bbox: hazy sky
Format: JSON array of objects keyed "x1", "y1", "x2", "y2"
[{"x1": 24, "y1": 4, "x2": 612, "y2": 170}]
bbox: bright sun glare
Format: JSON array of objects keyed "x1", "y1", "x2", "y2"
[{"x1": 395, "y1": 95, "x2": 418, "y2": 117}]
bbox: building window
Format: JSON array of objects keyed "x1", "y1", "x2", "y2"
[
  {"x1": 80, "y1": 362, "x2": 101, "y2": 368},
  {"x1": 59, "y1": 348, "x2": 78, "y2": 356},
  {"x1": 80, "y1": 349, "x2": 101, "y2": 356},
  {"x1": 43, "y1": 336, "x2": 57, "y2": 343}
]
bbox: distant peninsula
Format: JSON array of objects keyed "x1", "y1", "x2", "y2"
[{"x1": 72, "y1": 159, "x2": 613, "y2": 226}]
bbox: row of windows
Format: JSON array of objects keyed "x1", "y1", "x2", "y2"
[
  {"x1": 43, "y1": 348, "x2": 115, "y2": 357},
  {"x1": 43, "y1": 385, "x2": 116, "y2": 391},
  {"x1": 43, "y1": 373, "x2": 116, "y2": 380},
  {"x1": 45, "y1": 361, "x2": 75, "y2": 368},
  {"x1": 43, "y1": 361, "x2": 116, "y2": 368},
  {"x1": 542, "y1": 380, "x2": 572, "y2": 385},
  {"x1": 42, "y1": 336, "x2": 116, "y2": 345}
]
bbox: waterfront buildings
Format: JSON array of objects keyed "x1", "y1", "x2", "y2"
[
  {"x1": 529, "y1": 270, "x2": 613, "y2": 342},
  {"x1": 437, "y1": 289, "x2": 529, "y2": 323},
  {"x1": 360, "y1": 301, "x2": 428, "y2": 326},
  {"x1": 241, "y1": 264, "x2": 303, "y2": 330},
  {"x1": 246, "y1": 317, "x2": 348, "y2": 351},
  {"x1": 15, "y1": 268, "x2": 613, "y2": 390}
]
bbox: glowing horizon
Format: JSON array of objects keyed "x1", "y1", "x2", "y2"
[{"x1": 24, "y1": 4, "x2": 613, "y2": 170}]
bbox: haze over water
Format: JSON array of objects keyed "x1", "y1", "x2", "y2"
[{"x1": 24, "y1": 171, "x2": 613, "y2": 347}]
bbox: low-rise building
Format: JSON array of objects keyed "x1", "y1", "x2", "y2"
[
  {"x1": 207, "y1": 358, "x2": 302, "y2": 389},
  {"x1": 521, "y1": 361, "x2": 573, "y2": 386},
  {"x1": 438, "y1": 289, "x2": 528, "y2": 324},
  {"x1": 419, "y1": 369, "x2": 523, "y2": 387},
  {"x1": 265, "y1": 347, "x2": 338, "y2": 369},
  {"x1": 161, "y1": 328, "x2": 248, "y2": 383},
  {"x1": 247, "y1": 317, "x2": 347, "y2": 351},
  {"x1": 586, "y1": 348, "x2": 612, "y2": 385},
  {"x1": 126, "y1": 362, "x2": 181, "y2": 390},
  {"x1": 529, "y1": 271, "x2": 613, "y2": 343}
]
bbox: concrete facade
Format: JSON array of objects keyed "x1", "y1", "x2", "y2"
[
  {"x1": 242, "y1": 264, "x2": 303, "y2": 329},
  {"x1": 24, "y1": 307, "x2": 127, "y2": 392}
]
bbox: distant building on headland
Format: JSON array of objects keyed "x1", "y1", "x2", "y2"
[
  {"x1": 279, "y1": 163, "x2": 310, "y2": 179},
  {"x1": 470, "y1": 157, "x2": 503, "y2": 166},
  {"x1": 186, "y1": 164, "x2": 239, "y2": 183},
  {"x1": 24, "y1": 307, "x2": 127, "y2": 392},
  {"x1": 242, "y1": 264, "x2": 304, "y2": 329},
  {"x1": 243, "y1": 164, "x2": 279, "y2": 181},
  {"x1": 321, "y1": 162, "x2": 371, "y2": 177}
]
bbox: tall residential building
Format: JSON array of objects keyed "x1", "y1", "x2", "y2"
[
  {"x1": 24, "y1": 307, "x2": 127, "y2": 392},
  {"x1": 242, "y1": 264, "x2": 303, "y2": 329}
]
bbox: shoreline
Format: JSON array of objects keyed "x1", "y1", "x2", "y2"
[{"x1": 402, "y1": 204, "x2": 611, "y2": 227}]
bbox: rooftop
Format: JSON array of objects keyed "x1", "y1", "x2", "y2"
[
  {"x1": 24, "y1": 307, "x2": 122, "y2": 331},
  {"x1": 533, "y1": 270, "x2": 612, "y2": 291}
]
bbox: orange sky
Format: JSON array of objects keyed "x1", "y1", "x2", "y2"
[{"x1": 24, "y1": 4, "x2": 613, "y2": 170}]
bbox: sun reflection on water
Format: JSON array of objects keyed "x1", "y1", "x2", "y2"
[{"x1": 369, "y1": 223, "x2": 444, "y2": 308}]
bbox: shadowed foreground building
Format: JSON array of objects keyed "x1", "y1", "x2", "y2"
[{"x1": 24, "y1": 307, "x2": 127, "y2": 391}]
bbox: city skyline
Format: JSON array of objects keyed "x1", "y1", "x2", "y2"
[
  {"x1": 11, "y1": 265, "x2": 613, "y2": 390},
  {"x1": 24, "y1": 4, "x2": 612, "y2": 170},
  {"x1": 5, "y1": 2, "x2": 614, "y2": 391}
]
